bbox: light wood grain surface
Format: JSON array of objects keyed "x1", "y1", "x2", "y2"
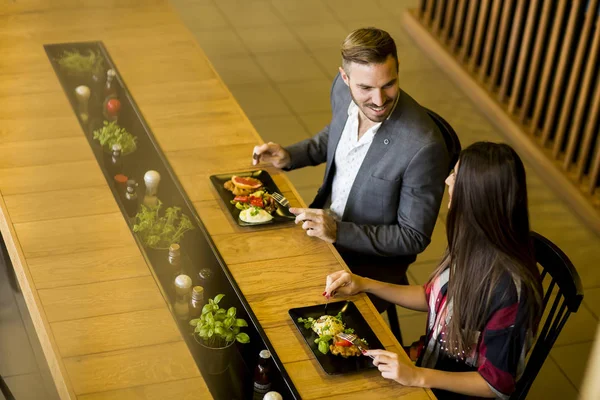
[{"x1": 0, "y1": 1, "x2": 433, "y2": 399}]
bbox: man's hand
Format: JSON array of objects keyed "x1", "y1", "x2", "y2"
[
  {"x1": 289, "y1": 208, "x2": 337, "y2": 243},
  {"x1": 252, "y1": 142, "x2": 291, "y2": 169},
  {"x1": 365, "y1": 349, "x2": 422, "y2": 387}
]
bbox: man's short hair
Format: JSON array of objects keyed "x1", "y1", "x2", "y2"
[{"x1": 341, "y1": 27, "x2": 398, "y2": 72}]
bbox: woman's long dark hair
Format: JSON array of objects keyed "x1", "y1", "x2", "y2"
[{"x1": 432, "y1": 142, "x2": 542, "y2": 357}]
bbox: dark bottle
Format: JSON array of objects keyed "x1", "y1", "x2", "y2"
[
  {"x1": 124, "y1": 179, "x2": 139, "y2": 219},
  {"x1": 253, "y1": 350, "x2": 272, "y2": 399},
  {"x1": 198, "y1": 268, "x2": 213, "y2": 298},
  {"x1": 106, "y1": 143, "x2": 122, "y2": 180},
  {"x1": 189, "y1": 286, "x2": 204, "y2": 319}
]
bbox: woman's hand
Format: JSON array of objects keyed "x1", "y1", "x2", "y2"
[
  {"x1": 324, "y1": 270, "x2": 365, "y2": 298},
  {"x1": 365, "y1": 349, "x2": 422, "y2": 387}
]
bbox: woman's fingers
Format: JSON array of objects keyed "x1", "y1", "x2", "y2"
[{"x1": 324, "y1": 271, "x2": 349, "y2": 297}]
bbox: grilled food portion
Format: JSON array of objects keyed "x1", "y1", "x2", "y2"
[{"x1": 224, "y1": 175, "x2": 263, "y2": 195}]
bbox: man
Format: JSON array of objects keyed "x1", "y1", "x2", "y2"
[{"x1": 252, "y1": 27, "x2": 449, "y2": 310}]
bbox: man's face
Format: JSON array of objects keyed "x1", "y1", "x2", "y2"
[{"x1": 339, "y1": 54, "x2": 399, "y2": 123}]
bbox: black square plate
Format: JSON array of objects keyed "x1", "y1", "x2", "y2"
[
  {"x1": 209, "y1": 170, "x2": 295, "y2": 227},
  {"x1": 289, "y1": 300, "x2": 384, "y2": 375}
]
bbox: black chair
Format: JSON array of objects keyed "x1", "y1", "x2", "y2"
[
  {"x1": 386, "y1": 108, "x2": 462, "y2": 345},
  {"x1": 511, "y1": 232, "x2": 584, "y2": 399},
  {"x1": 0, "y1": 375, "x2": 15, "y2": 400}
]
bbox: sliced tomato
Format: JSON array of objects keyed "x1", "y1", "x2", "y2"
[
  {"x1": 334, "y1": 341, "x2": 352, "y2": 347},
  {"x1": 233, "y1": 196, "x2": 249, "y2": 203},
  {"x1": 249, "y1": 197, "x2": 264, "y2": 208}
]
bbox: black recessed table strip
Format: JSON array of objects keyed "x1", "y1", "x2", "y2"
[{"x1": 44, "y1": 41, "x2": 299, "y2": 400}]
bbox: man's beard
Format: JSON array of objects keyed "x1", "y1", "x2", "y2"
[{"x1": 348, "y1": 88, "x2": 396, "y2": 123}]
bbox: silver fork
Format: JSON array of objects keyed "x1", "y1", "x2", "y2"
[
  {"x1": 271, "y1": 192, "x2": 290, "y2": 209},
  {"x1": 337, "y1": 332, "x2": 375, "y2": 359}
]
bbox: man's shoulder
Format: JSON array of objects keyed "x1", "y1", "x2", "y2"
[{"x1": 388, "y1": 91, "x2": 445, "y2": 149}]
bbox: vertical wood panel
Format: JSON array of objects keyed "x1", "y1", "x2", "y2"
[
  {"x1": 507, "y1": 0, "x2": 541, "y2": 114},
  {"x1": 451, "y1": 0, "x2": 468, "y2": 52},
  {"x1": 478, "y1": 0, "x2": 502, "y2": 82},
  {"x1": 579, "y1": 80, "x2": 600, "y2": 181},
  {"x1": 498, "y1": 0, "x2": 528, "y2": 102},
  {"x1": 489, "y1": 0, "x2": 515, "y2": 91},
  {"x1": 518, "y1": 0, "x2": 554, "y2": 123},
  {"x1": 441, "y1": 0, "x2": 457, "y2": 42},
  {"x1": 424, "y1": 0, "x2": 436, "y2": 25},
  {"x1": 552, "y1": 0, "x2": 600, "y2": 158},
  {"x1": 434, "y1": 0, "x2": 446, "y2": 34},
  {"x1": 468, "y1": 0, "x2": 491, "y2": 73},
  {"x1": 459, "y1": 0, "x2": 479, "y2": 63},
  {"x1": 541, "y1": 0, "x2": 582, "y2": 145},
  {"x1": 564, "y1": 14, "x2": 600, "y2": 169},
  {"x1": 530, "y1": 0, "x2": 569, "y2": 135}
]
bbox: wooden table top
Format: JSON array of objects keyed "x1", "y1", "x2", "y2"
[{"x1": 0, "y1": 1, "x2": 434, "y2": 399}]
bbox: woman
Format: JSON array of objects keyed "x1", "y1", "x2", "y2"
[{"x1": 324, "y1": 142, "x2": 542, "y2": 399}]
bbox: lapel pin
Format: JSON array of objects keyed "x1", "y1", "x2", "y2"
[{"x1": 383, "y1": 139, "x2": 390, "y2": 145}]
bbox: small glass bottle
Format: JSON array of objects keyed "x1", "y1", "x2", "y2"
[
  {"x1": 174, "y1": 274, "x2": 192, "y2": 322},
  {"x1": 189, "y1": 286, "x2": 205, "y2": 319},
  {"x1": 143, "y1": 170, "x2": 160, "y2": 208},
  {"x1": 253, "y1": 350, "x2": 273, "y2": 400},
  {"x1": 104, "y1": 68, "x2": 117, "y2": 98},
  {"x1": 198, "y1": 268, "x2": 213, "y2": 299},
  {"x1": 124, "y1": 179, "x2": 139, "y2": 219},
  {"x1": 168, "y1": 244, "x2": 183, "y2": 287},
  {"x1": 106, "y1": 143, "x2": 122, "y2": 179}
]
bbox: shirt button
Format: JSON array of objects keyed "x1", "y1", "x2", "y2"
[{"x1": 384, "y1": 139, "x2": 390, "y2": 145}]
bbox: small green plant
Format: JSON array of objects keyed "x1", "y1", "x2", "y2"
[
  {"x1": 133, "y1": 201, "x2": 194, "y2": 249},
  {"x1": 190, "y1": 294, "x2": 250, "y2": 348},
  {"x1": 57, "y1": 49, "x2": 104, "y2": 77},
  {"x1": 93, "y1": 121, "x2": 137, "y2": 155}
]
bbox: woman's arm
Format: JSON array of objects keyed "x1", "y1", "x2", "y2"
[
  {"x1": 324, "y1": 271, "x2": 428, "y2": 312},
  {"x1": 366, "y1": 350, "x2": 496, "y2": 398},
  {"x1": 361, "y1": 277, "x2": 428, "y2": 312}
]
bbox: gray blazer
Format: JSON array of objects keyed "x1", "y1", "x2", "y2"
[{"x1": 285, "y1": 73, "x2": 449, "y2": 261}]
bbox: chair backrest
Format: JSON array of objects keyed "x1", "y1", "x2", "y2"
[
  {"x1": 511, "y1": 231, "x2": 584, "y2": 399},
  {"x1": 424, "y1": 107, "x2": 461, "y2": 173}
]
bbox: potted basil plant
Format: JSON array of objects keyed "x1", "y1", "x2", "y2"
[{"x1": 190, "y1": 294, "x2": 250, "y2": 374}]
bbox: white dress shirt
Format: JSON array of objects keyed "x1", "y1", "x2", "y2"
[{"x1": 328, "y1": 101, "x2": 383, "y2": 220}]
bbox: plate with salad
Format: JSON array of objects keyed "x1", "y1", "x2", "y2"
[
  {"x1": 209, "y1": 170, "x2": 295, "y2": 227},
  {"x1": 288, "y1": 300, "x2": 384, "y2": 375}
]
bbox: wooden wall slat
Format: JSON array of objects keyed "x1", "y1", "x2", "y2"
[
  {"x1": 478, "y1": 0, "x2": 502, "y2": 82},
  {"x1": 518, "y1": 0, "x2": 554, "y2": 123},
  {"x1": 434, "y1": 0, "x2": 446, "y2": 34},
  {"x1": 468, "y1": 0, "x2": 491, "y2": 73},
  {"x1": 541, "y1": 0, "x2": 583, "y2": 145},
  {"x1": 498, "y1": 0, "x2": 528, "y2": 102},
  {"x1": 552, "y1": 0, "x2": 599, "y2": 158},
  {"x1": 489, "y1": 0, "x2": 515, "y2": 92},
  {"x1": 578, "y1": 79, "x2": 600, "y2": 181},
  {"x1": 425, "y1": 0, "x2": 436, "y2": 25},
  {"x1": 451, "y1": 0, "x2": 468, "y2": 52},
  {"x1": 508, "y1": 0, "x2": 541, "y2": 114},
  {"x1": 530, "y1": 0, "x2": 569, "y2": 135},
  {"x1": 564, "y1": 14, "x2": 600, "y2": 170},
  {"x1": 460, "y1": 0, "x2": 479, "y2": 63},
  {"x1": 441, "y1": 0, "x2": 457, "y2": 42}
]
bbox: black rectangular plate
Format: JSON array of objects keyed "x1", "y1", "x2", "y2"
[
  {"x1": 210, "y1": 170, "x2": 295, "y2": 227},
  {"x1": 288, "y1": 301, "x2": 384, "y2": 375}
]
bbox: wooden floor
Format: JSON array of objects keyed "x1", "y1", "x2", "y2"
[{"x1": 168, "y1": 0, "x2": 600, "y2": 398}]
